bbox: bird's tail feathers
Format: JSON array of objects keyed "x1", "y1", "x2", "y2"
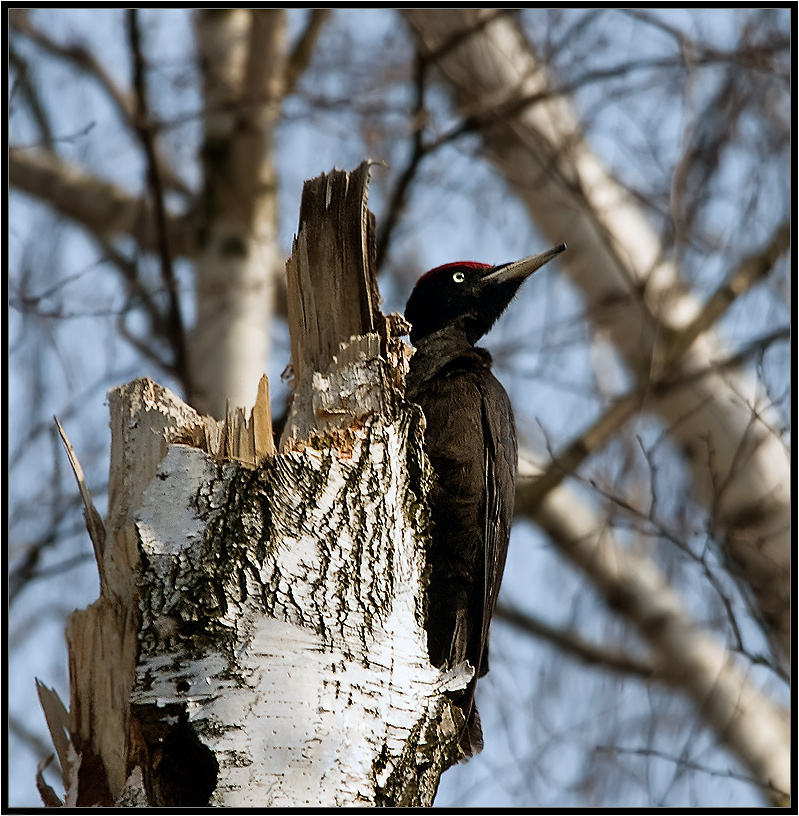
[{"x1": 460, "y1": 705, "x2": 484, "y2": 758}]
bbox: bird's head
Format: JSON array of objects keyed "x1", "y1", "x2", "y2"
[{"x1": 405, "y1": 244, "x2": 566, "y2": 345}]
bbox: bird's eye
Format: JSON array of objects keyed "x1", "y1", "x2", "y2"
[{"x1": 452, "y1": 271, "x2": 466, "y2": 283}]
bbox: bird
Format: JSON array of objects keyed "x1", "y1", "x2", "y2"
[{"x1": 404, "y1": 244, "x2": 566, "y2": 755}]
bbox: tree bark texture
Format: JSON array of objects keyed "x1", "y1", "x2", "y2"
[{"x1": 42, "y1": 164, "x2": 465, "y2": 807}]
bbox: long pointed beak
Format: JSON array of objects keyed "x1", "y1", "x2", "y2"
[{"x1": 483, "y1": 243, "x2": 567, "y2": 284}]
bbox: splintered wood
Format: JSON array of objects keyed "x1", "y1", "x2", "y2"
[
  {"x1": 285, "y1": 162, "x2": 383, "y2": 384},
  {"x1": 282, "y1": 163, "x2": 396, "y2": 446}
]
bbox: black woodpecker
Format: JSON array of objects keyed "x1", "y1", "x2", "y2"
[{"x1": 405, "y1": 244, "x2": 566, "y2": 755}]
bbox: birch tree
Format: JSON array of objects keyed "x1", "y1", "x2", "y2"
[
  {"x1": 37, "y1": 166, "x2": 469, "y2": 807},
  {"x1": 9, "y1": 8, "x2": 790, "y2": 808}
]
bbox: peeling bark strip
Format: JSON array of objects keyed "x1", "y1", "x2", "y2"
[{"x1": 48, "y1": 164, "x2": 463, "y2": 807}]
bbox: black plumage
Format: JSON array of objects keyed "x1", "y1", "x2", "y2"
[{"x1": 405, "y1": 245, "x2": 566, "y2": 755}]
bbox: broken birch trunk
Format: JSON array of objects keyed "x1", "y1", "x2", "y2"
[{"x1": 40, "y1": 163, "x2": 468, "y2": 807}]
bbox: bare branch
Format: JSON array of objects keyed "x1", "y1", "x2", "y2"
[
  {"x1": 620, "y1": 9, "x2": 790, "y2": 77},
  {"x1": 496, "y1": 605, "x2": 655, "y2": 679},
  {"x1": 518, "y1": 219, "x2": 790, "y2": 515},
  {"x1": 517, "y1": 323, "x2": 788, "y2": 522},
  {"x1": 670, "y1": 70, "x2": 749, "y2": 253},
  {"x1": 661, "y1": 219, "x2": 790, "y2": 368},
  {"x1": 420, "y1": 9, "x2": 514, "y2": 67},
  {"x1": 284, "y1": 9, "x2": 331, "y2": 95},
  {"x1": 9, "y1": 716, "x2": 58, "y2": 764},
  {"x1": 375, "y1": 50, "x2": 428, "y2": 270},
  {"x1": 89, "y1": 236, "x2": 178, "y2": 374},
  {"x1": 9, "y1": 149, "x2": 196, "y2": 257},
  {"x1": 10, "y1": 10, "x2": 132, "y2": 120},
  {"x1": 600, "y1": 745, "x2": 789, "y2": 804},
  {"x1": 582, "y1": 475, "x2": 789, "y2": 683},
  {"x1": 8, "y1": 38, "x2": 55, "y2": 149}
]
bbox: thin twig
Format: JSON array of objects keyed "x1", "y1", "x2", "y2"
[
  {"x1": 662, "y1": 219, "x2": 790, "y2": 367},
  {"x1": 375, "y1": 49, "x2": 429, "y2": 270},
  {"x1": 8, "y1": 38, "x2": 55, "y2": 149},
  {"x1": 598, "y1": 744, "x2": 790, "y2": 804},
  {"x1": 127, "y1": 10, "x2": 190, "y2": 395}
]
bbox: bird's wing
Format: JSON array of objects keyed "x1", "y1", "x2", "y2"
[{"x1": 476, "y1": 374, "x2": 517, "y2": 677}]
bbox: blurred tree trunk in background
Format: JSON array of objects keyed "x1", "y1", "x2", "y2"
[
  {"x1": 9, "y1": 8, "x2": 790, "y2": 809},
  {"x1": 190, "y1": 9, "x2": 284, "y2": 417}
]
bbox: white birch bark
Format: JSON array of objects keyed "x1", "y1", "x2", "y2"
[
  {"x1": 403, "y1": 8, "x2": 790, "y2": 667},
  {"x1": 122, "y1": 378, "x2": 461, "y2": 807}
]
